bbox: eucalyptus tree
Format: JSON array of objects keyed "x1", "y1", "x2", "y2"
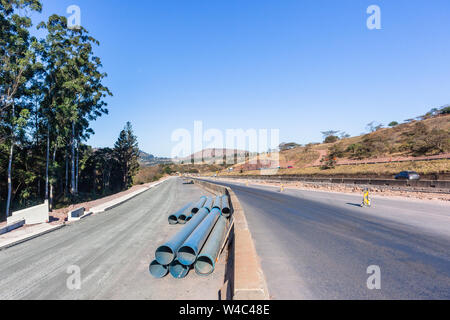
[
  {"x1": 0, "y1": 0, "x2": 42, "y2": 218},
  {"x1": 38, "y1": 15, "x2": 111, "y2": 204}
]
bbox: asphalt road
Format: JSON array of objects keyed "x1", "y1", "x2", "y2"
[
  {"x1": 0, "y1": 178, "x2": 224, "y2": 300},
  {"x1": 209, "y1": 179, "x2": 450, "y2": 299}
]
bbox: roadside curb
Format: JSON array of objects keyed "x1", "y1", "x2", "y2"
[
  {"x1": 104, "y1": 186, "x2": 154, "y2": 212},
  {"x1": 0, "y1": 220, "x2": 25, "y2": 235},
  {"x1": 193, "y1": 179, "x2": 270, "y2": 300},
  {"x1": 90, "y1": 179, "x2": 168, "y2": 214},
  {"x1": 0, "y1": 224, "x2": 66, "y2": 251},
  {"x1": 90, "y1": 188, "x2": 150, "y2": 214}
]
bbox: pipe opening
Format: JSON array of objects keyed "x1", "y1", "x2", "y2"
[
  {"x1": 195, "y1": 255, "x2": 214, "y2": 276},
  {"x1": 177, "y1": 246, "x2": 197, "y2": 266},
  {"x1": 222, "y1": 208, "x2": 231, "y2": 215},
  {"x1": 178, "y1": 215, "x2": 187, "y2": 224},
  {"x1": 149, "y1": 260, "x2": 168, "y2": 278},
  {"x1": 155, "y1": 245, "x2": 174, "y2": 265},
  {"x1": 168, "y1": 215, "x2": 178, "y2": 225},
  {"x1": 169, "y1": 260, "x2": 189, "y2": 279}
]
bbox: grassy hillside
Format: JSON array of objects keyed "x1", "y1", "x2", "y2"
[
  {"x1": 221, "y1": 159, "x2": 450, "y2": 180},
  {"x1": 281, "y1": 114, "x2": 450, "y2": 166},
  {"x1": 221, "y1": 114, "x2": 450, "y2": 178},
  {"x1": 136, "y1": 113, "x2": 449, "y2": 181}
]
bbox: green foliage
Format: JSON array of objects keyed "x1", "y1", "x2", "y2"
[
  {"x1": 163, "y1": 166, "x2": 173, "y2": 175},
  {"x1": 329, "y1": 143, "x2": 345, "y2": 159},
  {"x1": 279, "y1": 142, "x2": 301, "y2": 151},
  {"x1": 345, "y1": 134, "x2": 388, "y2": 160},
  {"x1": 440, "y1": 106, "x2": 450, "y2": 115},
  {"x1": 320, "y1": 157, "x2": 336, "y2": 170},
  {"x1": 388, "y1": 121, "x2": 399, "y2": 127},
  {"x1": 114, "y1": 122, "x2": 140, "y2": 189},
  {"x1": 321, "y1": 143, "x2": 345, "y2": 170},
  {"x1": 324, "y1": 135, "x2": 339, "y2": 144},
  {"x1": 0, "y1": 3, "x2": 115, "y2": 219},
  {"x1": 402, "y1": 123, "x2": 450, "y2": 156}
]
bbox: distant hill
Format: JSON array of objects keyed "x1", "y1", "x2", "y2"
[
  {"x1": 174, "y1": 148, "x2": 250, "y2": 164},
  {"x1": 139, "y1": 150, "x2": 172, "y2": 167}
]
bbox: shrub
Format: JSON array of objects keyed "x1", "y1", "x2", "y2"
[
  {"x1": 388, "y1": 121, "x2": 399, "y2": 127},
  {"x1": 403, "y1": 122, "x2": 450, "y2": 155},
  {"x1": 324, "y1": 135, "x2": 339, "y2": 144}
]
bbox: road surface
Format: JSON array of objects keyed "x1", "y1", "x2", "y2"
[
  {"x1": 0, "y1": 178, "x2": 224, "y2": 300},
  {"x1": 208, "y1": 179, "x2": 450, "y2": 299}
]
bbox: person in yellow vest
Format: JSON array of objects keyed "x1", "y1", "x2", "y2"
[{"x1": 361, "y1": 188, "x2": 371, "y2": 207}]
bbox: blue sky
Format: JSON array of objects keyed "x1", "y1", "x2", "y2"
[{"x1": 33, "y1": 0, "x2": 450, "y2": 157}]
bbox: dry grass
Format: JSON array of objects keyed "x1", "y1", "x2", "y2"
[
  {"x1": 226, "y1": 114, "x2": 450, "y2": 175},
  {"x1": 221, "y1": 159, "x2": 450, "y2": 178},
  {"x1": 134, "y1": 166, "x2": 166, "y2": 184},
  {"x1": 282, "y1": 148, "x2": 321, "y2": 167}
]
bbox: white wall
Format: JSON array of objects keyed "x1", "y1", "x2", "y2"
[{"x1": 8, "y1": 200, "x2": 49, "y2": 225}]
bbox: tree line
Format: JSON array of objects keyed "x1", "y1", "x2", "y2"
[{"x1": 1, "y1": 1, "x2": 139, "y2": 220}]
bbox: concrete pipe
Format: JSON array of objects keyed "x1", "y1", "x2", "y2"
[
  {"x1": 149, "y1": 260, "x2": 169, "y2": 278},
  {"x1": 194, "y1": 216, "x2": 227, "y2": 276},
  {"x1": 221, "y1": 195, "x2": 231, "y2": 218},
  {"x1": 168, "y1": 202, "x2": 194, "y2": 225},
  {"x1": 212, "y1": 195, "x2": 222, "y2": 210},
  {"x1": 155, "y1": 207, "x2": 210, "y2": 265},
  {"x1": 177, "y1": 208, "x2": 220, "y2": 266},
  {"x1": 169, "y1": 259, "x2": 190, "y2": 279},
  {"x1": 192, "y1": 196, "x2": 207, "y2": 214}
]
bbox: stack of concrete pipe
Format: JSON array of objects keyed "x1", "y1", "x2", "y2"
[{"x1": 150, "y1": 194, "x2": 232, "y2": 279}]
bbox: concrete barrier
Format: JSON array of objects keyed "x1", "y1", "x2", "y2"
[
  {"x1": 71, "y1": 207, "x2": 85, "y2": 218},
  {"x1": 68, "y1": 207, "x2": 86, "y2": 222},
  {"x1": 434, "y1": 181, "x2": 450, "y2": 189},
  {"x1": 193, "y1": 179, "x2": 270, "y2": 300},
  {"x1": 0, "y1": 219, "x2": 25, "y2": 235},
  {"x1": 7, "y1": 201, "x2": 49, "y2": 225}
]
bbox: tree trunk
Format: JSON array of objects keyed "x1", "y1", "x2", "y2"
[
  {"x1": 75, "y1": 141, "x2": 79, "y2": 194},
  {"x1": 123, "y1": 162, "x2": 128, "y2": 190},
  {"x1": 34, "y1": 101, "x2": 40, "y2": 195},
  {"x1": 65, "y1": 148, "x2": 68, "y2": 196},
  {"x1": 45, "y1": 123, "x2": 49, "y2": 200},
  {"x1": 5, "y1": 103, "x2": 15, "y2": 219},
  {"x1": 5, "y1": 142, "x2": 14, "y2": 219},
  {"x1": 71, "y1": 122, "x2": 75, "y2": 195},
  {"x1": 49, "y1": 146, "x2": 57, "y2": 212}
]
